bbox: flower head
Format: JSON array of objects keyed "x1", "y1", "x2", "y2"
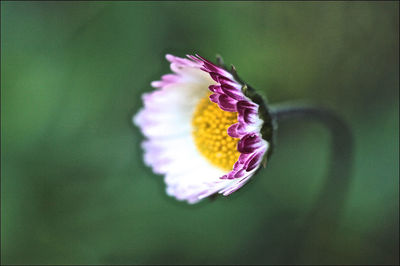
[{"x1": 134, "y1": 54, "x2": 273, "y2": 203}]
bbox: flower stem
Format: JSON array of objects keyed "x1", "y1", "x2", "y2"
[{"x1": 269, "y1": 102, "x2": 354, "y2": 263}]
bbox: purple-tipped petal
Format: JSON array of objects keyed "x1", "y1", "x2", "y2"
[
  {"x1": 209, "y1": 85, "x2": 223, "y2": 94},
  {"x1": 238, "y1": 152, "x2": 253, "y2": 164},
  {"x1": 234, "y1": 169, "x2": 247, "y2": 178},
  {"x1": 244, "y1": 151, "x2": 264, "y2": 171},
  {"x1": 237, "y1": 101, "x2": 258, "y2": 124},
  {"x1": 221, "y1": 84, "x2": 244, "y2": 100},
  {"x1": 217, "y1": 94, "x2": 237, "y2": 112},
  {"x1": 227, "y1": 123, "x2": 241, "y2": 138},
  {"x1": 238, "y1": 134, "x2": 262, "y2": 154},
  {"x1": 209, "y1": 93, "x2": 220, "y2": 104},
  {"x1": 209, "y1": 72, "x2": 220, "y2": 82}
]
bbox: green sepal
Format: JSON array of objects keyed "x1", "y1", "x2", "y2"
[{"x1": 215, "y1": 54, "x2": 225, "y2": 68}]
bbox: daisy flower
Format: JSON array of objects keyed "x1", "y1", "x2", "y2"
[{"x1": 134, "y1": 54, "x2": 274, "y2": 204}]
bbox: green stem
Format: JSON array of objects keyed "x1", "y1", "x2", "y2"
[{"x1": 269, "y1": 102, "x2": 354, "y2": 263}]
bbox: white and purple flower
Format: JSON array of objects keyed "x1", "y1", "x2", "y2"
[{"x1": 134, "y1": 54, "x2": 272, "y2": 204}]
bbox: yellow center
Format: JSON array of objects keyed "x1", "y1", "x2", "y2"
[{"x1": 192, "y1": 94, "x2": 240, "y2": 171}]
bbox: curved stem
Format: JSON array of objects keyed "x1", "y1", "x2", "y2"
[{"x1": 269, "y1": 102, "x2": 354, "y2": 263}]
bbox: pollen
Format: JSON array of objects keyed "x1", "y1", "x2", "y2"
[{"x1": 192, "y1": 93, "x2": 240, "y2": 171}]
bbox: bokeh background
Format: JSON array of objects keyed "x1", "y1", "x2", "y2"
[{"x1": 1, "y1": 1, "x2": 399, "y2": 265}]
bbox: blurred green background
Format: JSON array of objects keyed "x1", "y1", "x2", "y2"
[{"x1": 1, "y1": 1, "x2": 399, "y2": 265}]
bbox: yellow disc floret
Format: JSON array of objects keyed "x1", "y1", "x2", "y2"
[{"x1": 192, "y1": 93, "x2": 240, "y2": 171}]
